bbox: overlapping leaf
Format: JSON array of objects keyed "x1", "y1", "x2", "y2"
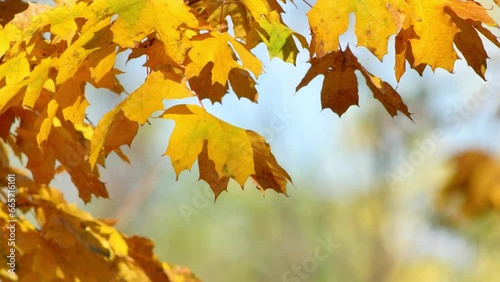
[
  {"x1": 246, "y1": 11, "x2": 308, "y2": 65},
  {"x1": 188, "y1": 63, "x2": 259, "y2": 103}
]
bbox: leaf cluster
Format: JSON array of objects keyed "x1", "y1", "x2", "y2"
[{"x1": 0, "y1": 0, "x2": 499, "y2": 280}]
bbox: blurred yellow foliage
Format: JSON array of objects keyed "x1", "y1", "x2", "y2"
[{"x1": 438, "y1": 150, "x2": 500, "y2": 217}]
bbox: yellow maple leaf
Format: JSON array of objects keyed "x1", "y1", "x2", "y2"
[
  {"x1": 22, "y1": 58, "x2": 54, "y2": 108},
  {"x1": 90, "y1": 71, "x2": 193, "y2": 169},
  {"x1": 28, "y1": 1, "x2": 87, "y2": 41},
  {"x1": 0, "y1": 51, "x2": 29, "y2": 85},
  {"x1": 190, "y1": 0, "x2": 250, "y2": 38},
  {"x1": 110, "y1": 0, "x2": 199, "y2": 65},
  {"x1": 0, "y1": 56, "x2": 54, "y2": 116},
  {"x1": 121, "y1": 71, "x2": 194, "y2": 125},
  {"x1": 162, "y1": 104, "x2": 290, "y2": 198},
  {"x1": 0, "y1": 52, "x2": 31, "y2": 115},
  {"x1": 247, "y1": 11, "x2": 308, "y2": 65},
  {"x1": 308, "y1": 0, "x2": 398, "y2": 60},
  {"x1": 0, "y1": 24, "x2": 21, "y2": 58},
  {"x1": 185, "y1": 32, "x2": 262, "y2": 86},
  {"x1": 390, "y1": 0, "x2": 497, "y2": 72},
  {"x1": 53, "y1": 20, "x2": 111, "y2": 85},
  {"x1": 242, "y1": 0, "x2": 277, "y2": 19},
  {"x1": 88, "y1": 43, "x2": 117, "y2": 83}
]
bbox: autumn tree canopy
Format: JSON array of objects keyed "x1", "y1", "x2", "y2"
[{"x1": 1, "y1": 0, "x2": 499, "y2": 281}]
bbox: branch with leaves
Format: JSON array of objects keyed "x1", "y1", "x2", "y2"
[{"x1": 1, "y1": 0, "x2": 499, "y2": 280}]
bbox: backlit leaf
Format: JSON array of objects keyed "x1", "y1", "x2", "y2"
[
  {"x1": 162, "y1": 104, "x2": 290, "y2": 198},
  {"x1": 297, "y1": 47, "x2": 411, "y2": 119},
  {"x1": 185, "y1": 32, "x2": 262, "y2": 86}
]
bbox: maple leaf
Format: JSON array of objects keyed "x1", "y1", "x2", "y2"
[
  {"x1": 247, "y1": 11, "x2": 308, "y2": 65},
  {"x1": 228, "y1": 68, "x2": 259, "y2": 102},
  {"x1": 297, "y1": 47, "x2": 411, "y2": 119},
  {"x1": 0, "y1": 24, "x2": 21, "y2": 57},
  {"x1": 394, "y1": 26, "x2": 421, "y2": 82},
  {"x1": 189, "y1": 62, "x2": 229, "y2": 103},
  {"x1": 90, "y1": 70, "x2": 194, "y2": 169},
  {"x1": 185, "y1": 32, "x2": 262, "y2": 86},
  {"x1": 109, "y1": 0, "x2": 199, "y2": 65},
  {"x1": 0, "y1": 54, "x2": 30, "y2": 116},
  {"x1": 21, "y1": 58, "x2": 54, "y2": 109},
  {"x1": 188, "y1": 63, "x2": 259, "y2": 104},
  {"x1": 190, "y1": 0, "x2": 252, "y2": 39},
  {"x1": 308, "y1": 0, "x2": 399, "y2": 60},
  {"x1": 127, "y1": 36, "x2": 179, "y2": 72},
  {"x1": 162, "y1": 104, "x2": 291, "y2": 198},
  {"x1": 7, "y1": 108, "x2": 108, "y2": 204},
  {"x1": 447, "y1": 10, "x2": 489, "y2": 79},
  {"x1": 54, "y1": 20, "x2": 112, "y2": 85}
]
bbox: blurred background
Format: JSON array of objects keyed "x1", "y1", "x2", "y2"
[{"x1": 43, "y1": 0, "x2": 500, "y2": 281}]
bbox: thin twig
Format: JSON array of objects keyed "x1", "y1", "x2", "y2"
[
  {"x1": 219, "y1": 0, "x2": 226, "y2": 33},
  {"x1": 302, "y1": 0, "x2": 313, "y2": 8}
]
